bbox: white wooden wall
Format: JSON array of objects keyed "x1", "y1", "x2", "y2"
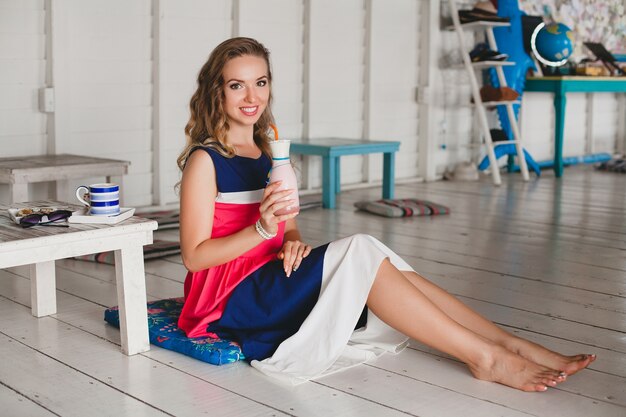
[
  {"x1": 0, "y1": 0, "x2": 48, "y2": 197},
  {"x1": 63, "y1": 0, "x2": 153, "y2": 207},
  {"x1": 153, "y1": 0, "x2": 233, "y2": 205},
  {"x1": 0, "y1": 0, "x2": 623, "y2": 207},
  {"x1": 520, "y1": 93, "x2": 620, "y2": 162}
]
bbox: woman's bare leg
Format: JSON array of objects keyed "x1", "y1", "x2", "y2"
[
  {"x1": 401, "y1": 271, "x2": 595, "y2": 375},
  {"x1": 367, "y1": 259, "x2": 565, "y2": 392}
]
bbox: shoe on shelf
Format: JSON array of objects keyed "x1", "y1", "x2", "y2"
[
  {"x1": 497, "y1": 87, "x2": 519, "y2": 101},
  {"x1": 489, "y1": 129, "x2": 509, "y2": 142},
  {"x1": 475, "y1": 85, "x2": 519, "y2": 102},
  {"x1": 458, "y1": 10, "x2": 510, "y2": 24},
  {"x1": 458, "y1": 2, "x2": 510, "y2": 24},
  {"x1": 473, "y1": 1, "x2": 497, "y2": 14},
  {"x1": 469, "y1": 43, "x2": 509, "y2": 62},
  {"x1": 473, "y1": 50, "x2": 509, "y2": 62}
]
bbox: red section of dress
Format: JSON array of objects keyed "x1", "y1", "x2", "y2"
[{"x1": 178, "y1": 200, "x2": 285, "y2": 338}]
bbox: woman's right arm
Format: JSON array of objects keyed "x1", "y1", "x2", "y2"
[
  {"x1": 180, "y1": 150, "x2": 263, "y2": 272},
  {"x1": 179, "y1": 150, "x2": 295, "y2": 272}
]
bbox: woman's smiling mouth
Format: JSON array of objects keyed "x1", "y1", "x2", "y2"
[{"x1": 240, "y1": 106, "x2": 259, "y2": 116}]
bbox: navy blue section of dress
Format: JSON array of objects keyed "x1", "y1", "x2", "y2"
[
  {"x1": 208, "y1": 244, "x2": 330, "y2": 361},
  {"x1": 190, "y1": 146, "x2": 271, "y2": 192}
]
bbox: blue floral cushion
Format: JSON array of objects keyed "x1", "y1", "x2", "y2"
[{"x1": 104, "y1": 298, "x2": 244, "y2": 365}]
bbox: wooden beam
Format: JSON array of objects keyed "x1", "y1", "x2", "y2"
[
  {"x1": 152, "y1": 0, "x2": 166, "y2": 206},
  {"x1": 232, "y1": 0, "x2": 240, "y2": 37},
  {"x1": 417, "y1": 0, "x2": 440, "y2": 181},
  {"x1": 47, "y1": 0, "x2": 71, "y2": 199},
  {"x1": 362, "y1": 0, "x2": 374, "y2": 184},
  {"x1": 301, "y1": 0, "x2": 312, "y2": 190},
  {"x1": 46, "y1": 0, "x2": 69, "y2": 156}
]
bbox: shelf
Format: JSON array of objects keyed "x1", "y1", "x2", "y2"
[
  {"x1": 447, "y1": 0, "x2": 530, "y2": 185},
  {"x1": 465, "y1": 100, "x2": 521, "y2": 107},
  {"x1": 493, "y1": 140, "x2": 520, "y2": 146},
  {"x1": 449, "y1": 61, "x2": 515, "y2": 70},
  {"x1": 459, "y1": 139, "x2": 519, "y2": 148},
  {"x1": 471, "y1": 61, "x2": 515, "y2": 69},
  {"x1": 446, "y1": 20, "x2": 511, "y2": 31},
  {"x1": 480, "y1": 100, "x2": 521, "y2": 107}
]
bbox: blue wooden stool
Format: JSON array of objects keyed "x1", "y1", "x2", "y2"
[{"x1": 290, "y1": 138, "x2": 400, "y2": 209}]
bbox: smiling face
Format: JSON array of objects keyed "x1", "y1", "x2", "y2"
[{"x1": 222, "y1": 55, "x2": 270, "y2": 132}]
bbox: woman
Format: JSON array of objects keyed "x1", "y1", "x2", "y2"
[{"x1": 177, "y1": 37, "x2": 594, "y2": 390}]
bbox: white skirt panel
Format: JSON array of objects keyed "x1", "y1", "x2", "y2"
[{"x1": 251, "y1": 234, "x2": 414, "y2": 385}]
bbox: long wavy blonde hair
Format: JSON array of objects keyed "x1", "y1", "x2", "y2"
[{"x1": 176, "y1": 37, "x2": 275, "y2": 173}]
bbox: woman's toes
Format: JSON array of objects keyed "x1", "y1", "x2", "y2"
[
  {"x1": 558, "y1": 353, "x2": 595, "y2": 375},
  {"x1": 536, "y1": 369, "x2": 565, "y2": 387},
  {"x1": 542, "y1": 374, "x2": 561, "y2": 386},
  {"x1": 544, "y1": 378, "x2": 558, "y2": 387},
  {"x1": 573, "y1": 354, "x2": 590, "y2": 363},
  {"x1": 580, "y1": 353, "x2": 596, "y2": 363}
]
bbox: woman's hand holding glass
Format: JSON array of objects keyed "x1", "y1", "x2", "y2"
[
  {"x1": 258, "y1": 181, "x2": 298, "y2": 236},
  {"x1": 278, "y1": 240, "x2": 312, "y2": 277}
]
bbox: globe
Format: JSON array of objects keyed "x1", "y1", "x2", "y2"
[{"x1": 532, "y1": 22, "x2": 574, "y2": 66}]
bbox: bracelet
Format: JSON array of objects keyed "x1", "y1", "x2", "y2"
[{"x1": 255, "y1": 219, "x2": 277, "y2": 240}]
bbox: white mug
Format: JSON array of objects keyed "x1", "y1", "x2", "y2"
[{"x1": 76, "y1": 183, "x2": 120, "y2": 216}]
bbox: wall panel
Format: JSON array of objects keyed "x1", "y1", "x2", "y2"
[
  {"x1": 304, "y1": 0, "x2": 366, "y2": 187},
  {"x1": 368, "y1": 0, "x2": 420, "y2": 180},
  {"x1": 155, "y1": 0, "x2": 232, "y2": 205},
  {"x1": 40, "y1": 0, "x2": 154, "y2": 206},
  {"x1": 0, "y1": 0, "x2": 47, "y2": 201},
  {"x1": 237, "y1": 0, "x2": 305, "y2": 140}
]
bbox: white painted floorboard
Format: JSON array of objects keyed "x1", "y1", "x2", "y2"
[
  {"x1": 0, "y1": 381, "x2": 57, "y2": 417},
  {"x1": 0, "y1": 166, "x2": 625, "y2": 416}
]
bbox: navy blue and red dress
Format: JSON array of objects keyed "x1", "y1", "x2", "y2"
[{"x1": 179, "y1": 146, "x2": 414, "y2": 385}]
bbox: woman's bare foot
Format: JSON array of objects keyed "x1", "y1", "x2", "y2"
[
  {"x1": 469, "y1": 345, "x2": 566, "y2": 392},
  {"x1": 505, "y1": 337, "x2": 596, "y2": 376}
]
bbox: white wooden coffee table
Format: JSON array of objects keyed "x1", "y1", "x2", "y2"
[{"x1": 0, "y1": 200, "x2": 158, "y2": 355}]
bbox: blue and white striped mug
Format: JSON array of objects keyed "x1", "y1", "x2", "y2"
[{"x1": 75, "y1": 183, "x2": 120, "y2": 216}]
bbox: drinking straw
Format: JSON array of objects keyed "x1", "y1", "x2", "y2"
[{"x1": 270, "y1": 124, "x2": 279, "y2": 140}]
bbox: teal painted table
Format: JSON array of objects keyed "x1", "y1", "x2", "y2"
[
  {"x1": 290, "y1": 138, "x2": 400, "y2": 209},
  {"x1": 524, "y1": 76, "x2": 626, "y2": 177}
]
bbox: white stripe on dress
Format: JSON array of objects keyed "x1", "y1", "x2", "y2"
[
  {"x1": 251, "y1": 233, "x2": 413, "y2": 385},
  {"x1": 215, "y1": 189, "x2": 264, "y2": 204}
]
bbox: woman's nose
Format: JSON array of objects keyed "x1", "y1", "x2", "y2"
[{"x1": 244, "y1": 87, "x2": 257, "y2": 102}]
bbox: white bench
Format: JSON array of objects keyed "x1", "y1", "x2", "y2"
[
  {"x1": 0, "y1": 200, "x2": 157, "y2": 355},
  {"x1": 0, "y1": 154, "x2": 130, "y2": 204}
]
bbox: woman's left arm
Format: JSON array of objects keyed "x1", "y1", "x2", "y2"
[{"x1": 278, "y1": 218, "x2": 312, "y2": 277}]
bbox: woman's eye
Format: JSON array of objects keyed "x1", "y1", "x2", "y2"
[
  {"x1": 257, "y1": 80, "x2": 267, "y2": 87},
  {"x1": 229, "y1": 83, "x2": 243, "y2": 90}
]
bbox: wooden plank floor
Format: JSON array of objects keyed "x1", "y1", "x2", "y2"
[{"x1": 1, "y1": 165, "x2": 625, "y2": 416}]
